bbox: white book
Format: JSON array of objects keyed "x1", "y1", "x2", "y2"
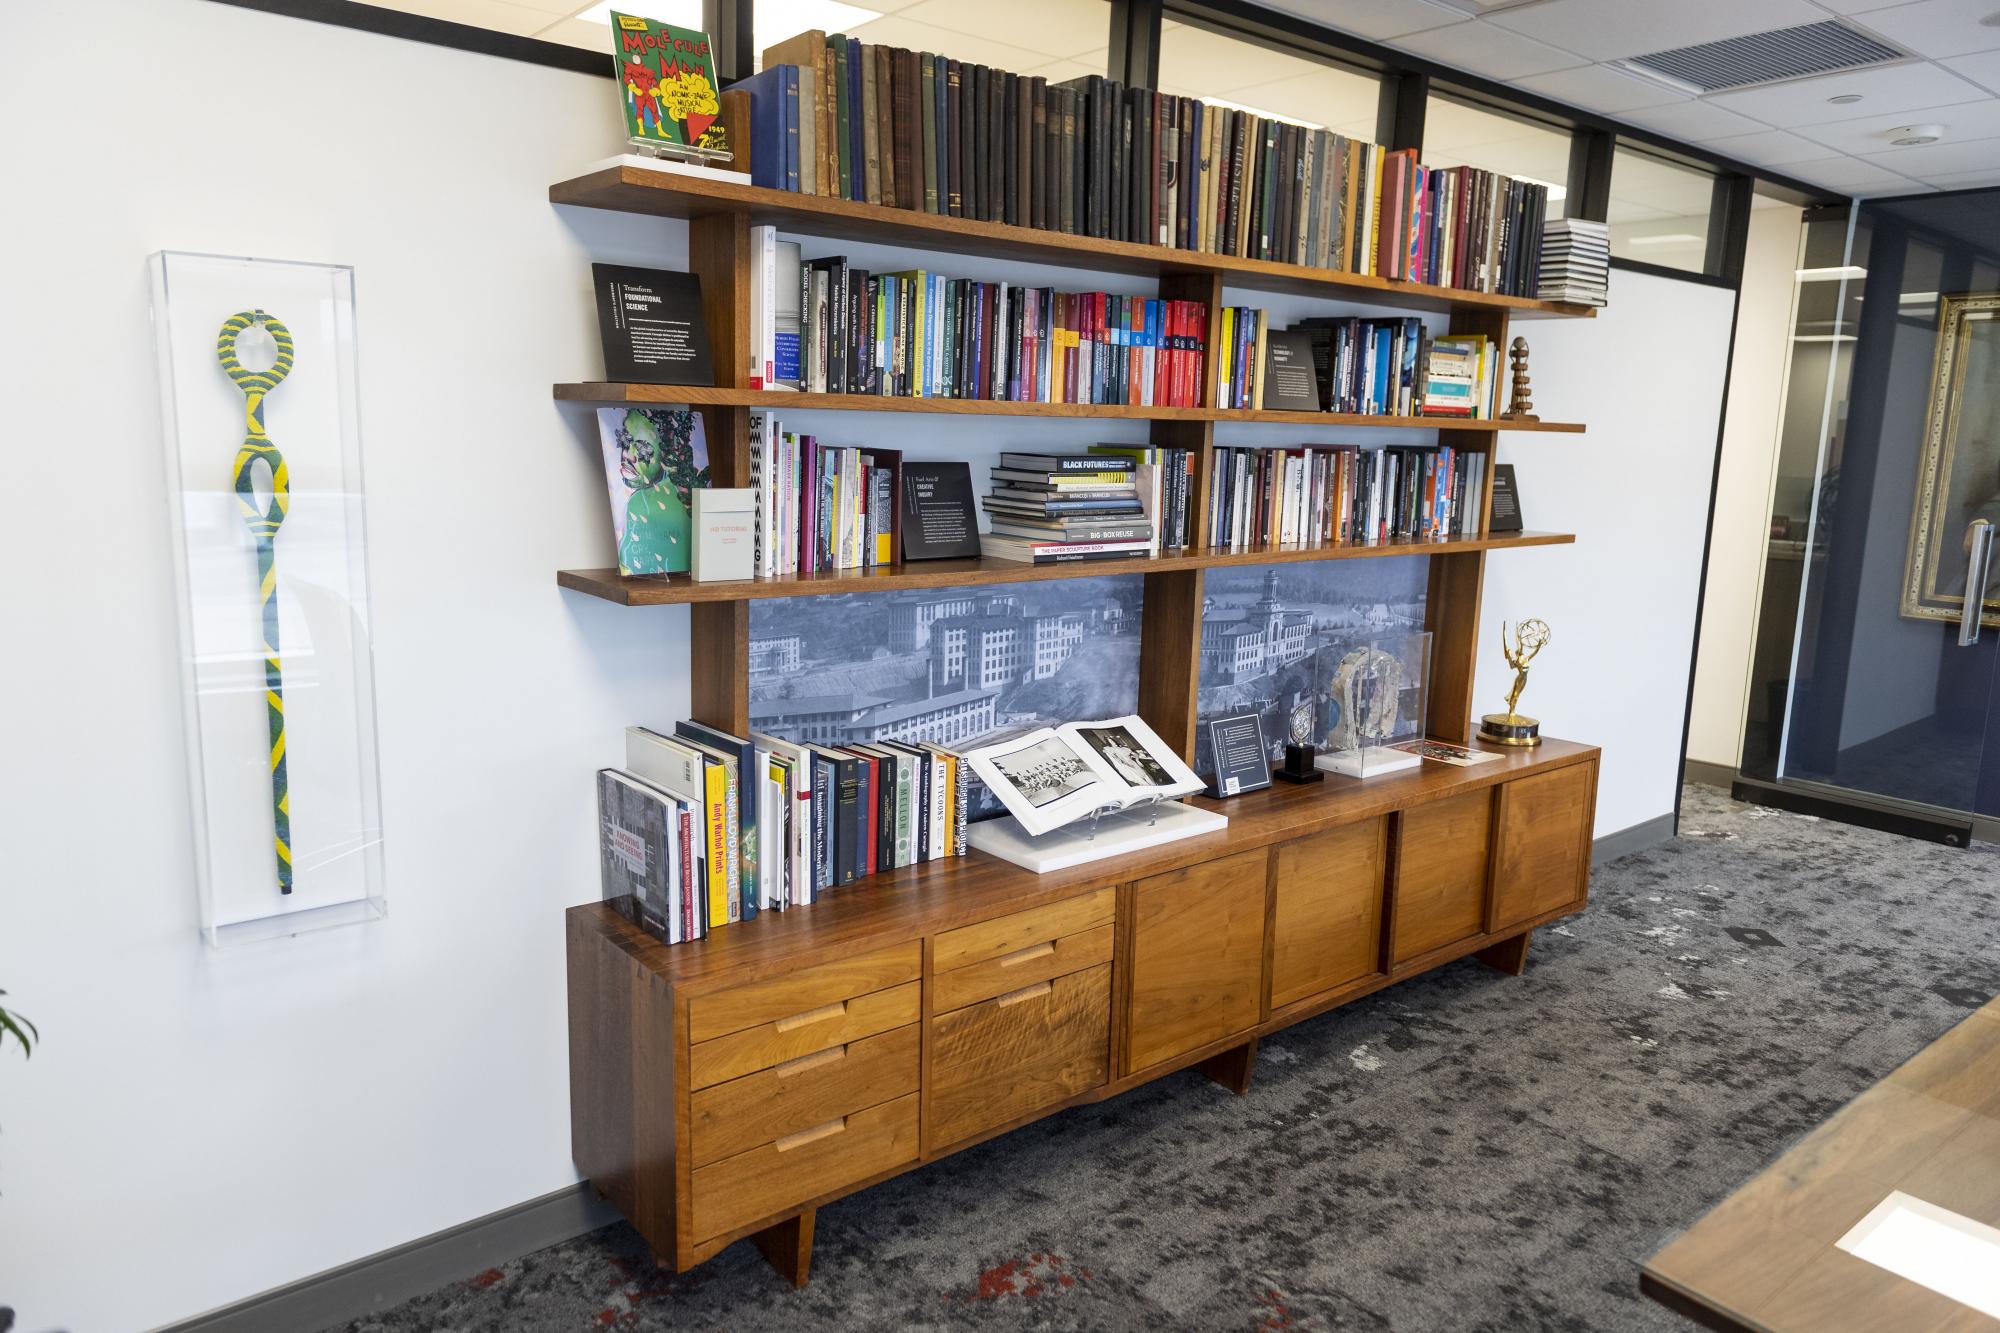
[
  {"x1": 753, "y1": 732, "x2": 814, "y2": 906},
  {"x1": 963, "y1": 715, "x2": 1204, "y2": 840}
]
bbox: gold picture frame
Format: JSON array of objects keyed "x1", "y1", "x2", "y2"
[{"x1": 1903, "y1": 292, "x2": 2000, "y2": 629}]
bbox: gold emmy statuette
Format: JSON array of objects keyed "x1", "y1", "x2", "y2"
[{"x1": 1480, "y1": 618, "x2": 1550, "y2": 747}]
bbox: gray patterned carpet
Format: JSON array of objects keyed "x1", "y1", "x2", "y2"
[{"x1": 343, "y1": 785, "x2": 2000, "y2": 1332}]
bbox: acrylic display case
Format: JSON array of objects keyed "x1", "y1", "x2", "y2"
[
  {"x1": 151, "y1": 252, "x2": 385, "y2": 947},
  {"x1": 1313, "y1": 629, "x2": 1431, "y2": 779}
]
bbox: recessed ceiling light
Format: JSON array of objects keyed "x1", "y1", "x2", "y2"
[
  {"x1": 1827, "y1": 93, "x2": 1864, "y2": 105},
  {"x1": 1888, "y1": 123, "x2": 1945, "y2": 146},
  {"x1": 1797, "y1": 265, "x2": 1868, "y2": 280}
]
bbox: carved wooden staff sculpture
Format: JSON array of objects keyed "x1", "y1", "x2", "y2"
[
  {"x1": 217, "y1": 310, "x2": 297, "y2": 894},
  {"x1": 1501, "y1": 335, "x2": 1538, "y2": 421}
]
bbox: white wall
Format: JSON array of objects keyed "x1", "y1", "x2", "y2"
[
  {"x1": 1479, "y1": 270, "x2": 1737, "y2": 837},
  {"x1": 0, "y1": 3, "x2": 1735, "y2": 1328},
  {"x1": 1686, "y1": 203, "x2": 1803, "y2": 769}
]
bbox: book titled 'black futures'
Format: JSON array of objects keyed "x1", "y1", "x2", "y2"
[
  {"x1": 593, "y1": 263, "x2": 715, "y2": 386},
  {"x1": 900, "y1": 461, "x2": 982, "y2": 560}
]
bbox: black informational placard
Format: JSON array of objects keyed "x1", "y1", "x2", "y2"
[
  {"x1": 592, "y1": 264, "x2": 714, "y2": 386},
  {"x1": 1260, "y1": 329, "x2": 1324, "y2": 412},
  {"x1": 1490, "y1": 463, "x2": 1524, "y2": 532},
  {"x1": 1205, "y1": 713, "x2": 1272, "y2": 798},
  {"x1": 899, "y1": 461, "x2": 982, "y2": 560}
]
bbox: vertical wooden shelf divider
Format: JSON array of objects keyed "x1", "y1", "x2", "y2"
[
  {"x1": 1424, "y1": 302, "x2": 1509, "y2": 745},
  {"x1": 1137, "y1": 270, "x2": 1225, "y2": 762},
  {"x1": 689, "y1": 211, "x2": 755, "y2": 736}
]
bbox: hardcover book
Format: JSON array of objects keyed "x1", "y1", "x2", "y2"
[
  {"x1": 609, "y1": 14, "x2": 727, "y2": 156},
  {"x1": 595, "y1": 407, "x2": 711, "y2": 576}
]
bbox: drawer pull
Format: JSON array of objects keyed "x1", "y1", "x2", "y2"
[
  {"x1": 774, "y1": 1044, "x2": 848, "y2": 1079},
  {"x1": 997, "y1": 941, "x2": 1057, "y2": 968},
  {"x1": 995, "y1": 980, "x2": 1054, "y2": 1008},
  {"x1": 775, "y1": 1117, "x2": 848, "y2": 1152},
  {"x1": 774, "y1": 1000, "x2": 847, "y2": 1033}
]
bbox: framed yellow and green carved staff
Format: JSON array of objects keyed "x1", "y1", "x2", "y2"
[{"x1": 216, "y1": 310, "x2": 297, "y2": 895}]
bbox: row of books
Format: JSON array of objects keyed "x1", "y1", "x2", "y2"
[
  {"x1": 1208, "y1": 444, "x2": 1489, "y2": 549},
  {"x1": 1297, "y1": 318, "x2": 1502, "y2": 420},
  {"x1": 598, "y1": 721, "x2": 969, "y2": 945},
  {"x1": 742, "y1": 32, "x2": 1551, "y2": 296},
  {"x1": 750, "y1": 231, "x2": 1212, "y2": 406},
  {"x1": 746, "y1": 413, "x2": 902, "y2": 575}
]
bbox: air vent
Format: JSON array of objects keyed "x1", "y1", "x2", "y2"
[{"x1": 1622, "y1": 20, "x2": 1908, "y2": 94}]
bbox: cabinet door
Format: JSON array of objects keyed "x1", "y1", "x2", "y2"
[
  {"x1": 1490, "y1": 763, "x2": 1595, "y2": 931},
  {"x1": 929, "y1": 964, "x2": 1110, "y2": 1148},
  {"x1": 1269, "y1": 817, "x2": 1387, "y2": 1010},
  {"x1": 1391, "y1": 789, "x2": 1492, "y2": 965},
  {"x1": 1125, "y1": 847, "x2": 1269, "y2": 1075}
]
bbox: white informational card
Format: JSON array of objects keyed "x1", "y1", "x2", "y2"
[{"x1": 963, "y1": 714, "x2": 1204, "y2": 838}]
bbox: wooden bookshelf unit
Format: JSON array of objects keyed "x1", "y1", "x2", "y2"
[{"x1": 555, "y1": 167, "x2": 1600, "y2": 1286}]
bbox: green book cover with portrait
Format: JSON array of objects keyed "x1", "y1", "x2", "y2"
[{"x1": 597, "y1": 407, "x2": 711, "y2": 575}]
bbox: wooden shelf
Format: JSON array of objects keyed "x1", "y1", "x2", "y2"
[
  {"x1": 574, "y1": 737, "x2": 1599, "y2": 991},
  {"x1": 558, "y1": 530, "x2": 1575, "y2": 605},
  {"x1": 555, "y1": 383, "x2": 1586, "y2": 433},
  {"x1": 549, "y1": 166, "x2": 1599, "y2": 321}
]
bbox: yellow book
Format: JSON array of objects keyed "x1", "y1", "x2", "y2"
[
  {"x1": 1252, "y1": 310, "x2": 1269, "y2": 412},
  {"x1": 1218, "y1": 306, "x2": 1235, "y2": 405},
  {"x1": 702, "y1": 761, "x2": 729, "y2": 929}
]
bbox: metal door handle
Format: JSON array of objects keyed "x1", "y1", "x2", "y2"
[{"x1": 1961, "y1": 519, "x2": 1994, "y2": 647}]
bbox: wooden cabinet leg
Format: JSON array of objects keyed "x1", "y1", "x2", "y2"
[
  {"x1": 1198, "y1": 1038, "x2": 1258, "y2": 1095},
  {"x1": 750, "y1": 1209, "x2": 815, "y2": 1288},
  {"x1": 1476, "y1": 930, "x2": 1531, "y2": 976}
]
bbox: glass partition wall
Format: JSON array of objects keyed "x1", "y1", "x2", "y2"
[{"x1": 1743, "y1": 192, "x2": 2000, "y2": 828}]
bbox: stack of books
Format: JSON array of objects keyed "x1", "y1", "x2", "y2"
[
  {"x1": 747, "y1": 412, "x2": 902, "y2": 576},
  {"x1": 598, "y1": 721, "x2": 969, "y2": 946},
  {"x1": 980, "y1": 451, "x2": 1154, "y2": 564},
  {"x1": 1538, "y1": 219, "x2": 1610, "y2": 307},
  {"x1": 1209, "y1": 444, "x2": 1487, "y2": 548},
  {"x1": 750, "y1": 231, "x2": 1210, "y2": 405},
  {"x1": 745, "y1": 33, "x2": 1553, "y2": 296},
  {"x1": 1419, "y1": 335, "x2": 1502, "y2": 420}
]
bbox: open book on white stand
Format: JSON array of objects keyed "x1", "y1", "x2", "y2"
[{"x1": 964, "y1": 716, "x2": 1227, "y2": 873}]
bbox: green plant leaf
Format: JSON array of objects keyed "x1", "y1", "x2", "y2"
[{"x1": 0, "y1": 997, "x2": 36, "y2": 1058}]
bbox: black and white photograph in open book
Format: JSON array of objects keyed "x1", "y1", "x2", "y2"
[{"x1": 965, "y1": 714, "x2": 1203, "y2": 838}]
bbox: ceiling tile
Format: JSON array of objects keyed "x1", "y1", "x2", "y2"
[
  {"x1": 1808, "y1": 0, "x2": 1915, "y2": 12},
  {"x1": 1942, "y1": 49, "x2": 2000, "y2": 91},
  {"x1": 1700, "y1": 128, "x2": 1837, "y2": 165},
  {"x1": 835, "y1": 13, "x2": 1056, "y2": 69},
  {"x1": 895, "y1": 0, "x2": 1112, "y2": 61},
  {"x1": 1849, "y1": 0, "x2": 2000, "y2": 59},
  {"x1": 1158, "y1": 22, "x2": 1362, "y2": 96},
  {"x1": 1921, "y1": 165, "x2": 2000, "y2": 184},
  {"x1": 1483, "y1": 0, "x2": 1826, "y2": 62},
  {"x1": 1796, "y1": 97, "x2": 2000, "y2": 151},
  {"x1": 379, "y1": 0, "x2": 569, "y2": 34},
  {"x1": 1251, "y1": 0, "x2": 1470, "y2": 41},
  {"x1": 1704, "y1": 59, "x2": 1989, "y2": 125},
  {"x1": 1858, "y1": 133, "x2": 2000, "y2": 171},
  {"x1": 1782, "y1": 153, "x2": 1926, "y2": 189},
  {"x1": 1389, "y1": 20, "x2": 1588, "y2": 80},
  {"x1": 1511, "y1": 63, "x2": 1689, "y2": 113},
  {"x1": 1614, "y1": 99, "x2": 1770, "y2": 140}
]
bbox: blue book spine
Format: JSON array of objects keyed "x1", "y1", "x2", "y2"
[{"x1": 738, "y1": 68, "x2": 786, "y2": 192}]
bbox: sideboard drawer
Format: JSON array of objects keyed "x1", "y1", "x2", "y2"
[
  {"x1": 1490, "y1": 764, "x2": 1594, "y2": 932},
  {"x1": 689, "y1": 981, "x2": 920, "y2": 1089},
  {"x1": 929, "y1": 963, "x2": 1111, "y2": 1148},
  {"x1": 932, "y1": 887, "x2": 1115, "y2": 973},
  {"x1": 688, "y1": 941, "x2": 921, "y2": 1043},
  {"x1": 1391, "y1": 789, "x2": 1493, "y2": 965},
  {"x1": 932, "y1": 923, "x2": 1113, "y2": 1015},
  {"x1": 689, "y1": 1092, "x2": 919, "y2": 1242},
  {"x1": 689, "y1": 1023, "x2": 920, "y2": 1167}
]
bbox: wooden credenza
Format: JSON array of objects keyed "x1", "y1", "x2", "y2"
[{"x1": 567, "y1": 737, "x2": 1599, "y2": 1285}]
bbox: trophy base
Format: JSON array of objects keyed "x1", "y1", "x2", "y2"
[
  {"x1": 1479, "y1": 713, "x2": 1542, "y2": 747},
  {"x1": 1275, "y1": 742, "x2": 1324, "y2": 784}
]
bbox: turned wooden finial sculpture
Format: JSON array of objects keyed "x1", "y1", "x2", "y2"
[{"x1": 1501, "y1": 335, "x2": 1538, "y2": 421}]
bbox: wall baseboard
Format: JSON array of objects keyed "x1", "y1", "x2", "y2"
[
  {"x1": 1593, "y1": 813, "x2": 1676, "y2": 867},
  {"x1": 1681, "y1": 758, "x2": 1737, "y2": 790},
  {"x1": 165, "y1": 815, "x2": 1681, "y2": 1333},
  {"x1": 160, "y1": 1185, "x2": 618, "y2": 1333}
]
